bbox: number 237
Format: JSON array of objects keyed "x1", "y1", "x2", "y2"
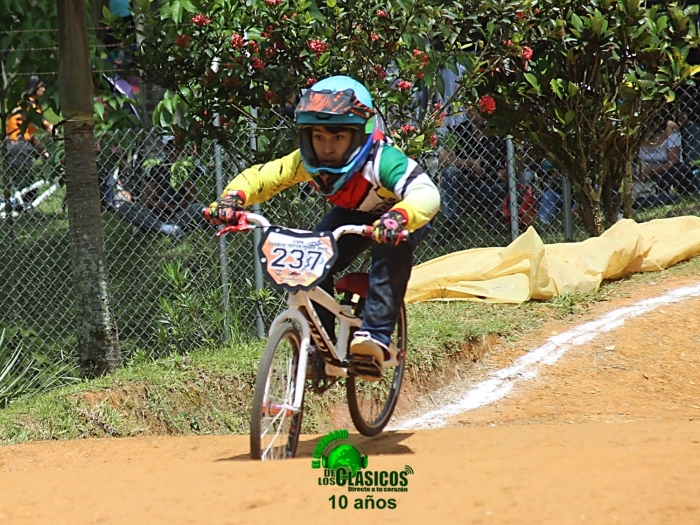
[{"x1": 270, "y1": 247, "x2": 323, "y2": 270}]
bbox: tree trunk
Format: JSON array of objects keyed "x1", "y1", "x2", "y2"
[
  {"x1": 622, "y1": 157, "x2": 633, "y2": 218},
  {"x1": 57, "y1": 0, "x2": 121, "y2": 377}
]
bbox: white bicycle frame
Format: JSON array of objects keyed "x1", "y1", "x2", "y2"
[
  {"x1": 242, "y1": 212, "x2": 400, "y2": 420},
  {"x1": 0, "y1": 176, "x2": 63, "y2": 220}
]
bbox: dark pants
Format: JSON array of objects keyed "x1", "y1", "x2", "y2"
[
  {"x1": 313, "y1": 207, "x2": 431, "y2": 348},
  {"x1": 115, "y1": 201, "x2": 207, "y2": 232},
  {"x1": 441, "y1": 166, "x2": 507, "y2": 222},
  {"x1": 657, "y1": 164, "x2": 699, "y2": 196}
]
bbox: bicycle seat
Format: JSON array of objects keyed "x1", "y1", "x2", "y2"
[{"x1": 335, "y1": 272, "x2": 369, "y2": 298}]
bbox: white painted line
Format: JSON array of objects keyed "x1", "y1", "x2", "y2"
[{"x1": 395, "y1": 282, "x2": 700, "y2": 430}]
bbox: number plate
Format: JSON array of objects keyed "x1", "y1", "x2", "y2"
[{"x1": 258, "y1": 228, "x2": 338, "y2": 291}]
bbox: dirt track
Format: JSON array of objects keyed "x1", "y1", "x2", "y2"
[{"x1": 1, "y1": 276, "x2": 699, "y2": 524}]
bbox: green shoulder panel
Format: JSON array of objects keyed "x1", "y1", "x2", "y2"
[{"x1": 377, "y1": 144, "x2": 410, "y2": 192}]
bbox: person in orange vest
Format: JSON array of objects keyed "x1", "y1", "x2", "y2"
[{"x1": 5, "y1": 76, "x2": 54, "y2": 205}]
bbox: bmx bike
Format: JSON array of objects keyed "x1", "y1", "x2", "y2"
[{"x1": 209, "y1": 210, "x2": 409, "y2": 460}]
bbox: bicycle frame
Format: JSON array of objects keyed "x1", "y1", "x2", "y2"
[{"x1": 220, "y1": 211, "x2": 406, "y2": 419}]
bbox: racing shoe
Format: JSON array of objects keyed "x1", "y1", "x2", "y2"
[{"x1": 349, "y1": 331, "x2": 388, "y2": 382}]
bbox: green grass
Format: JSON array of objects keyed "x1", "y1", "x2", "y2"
[
  {"x1": 0, "y1": 299, "x2": 547, "y2": 444},
  {"x1": 1, "y1": 253, "x2": 698, "y2": 445}
]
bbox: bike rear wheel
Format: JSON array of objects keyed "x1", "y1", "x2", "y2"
[
  {"x1": 250, "y1": 322, "x2": 305, "y2": 460},
  {"x1": 346, "y1": 302, "x2": 407, "y2": 436}
]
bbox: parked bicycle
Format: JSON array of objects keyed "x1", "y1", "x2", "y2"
[{"x1": 204, "y1": 209, "x2": 410, "y2": 460}]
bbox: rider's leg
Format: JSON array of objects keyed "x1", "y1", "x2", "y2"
[
  {"x1": 313, "y1": 206, "x2": 375, "y2": 341},
  {"x1": 357, "y1": 222, "x2": 432, "y2": 350}
]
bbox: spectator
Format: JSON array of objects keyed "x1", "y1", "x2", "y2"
[
  {"x1": 438, "y1": 106, "x2": 508, "y2": 235},
  {"x1": 113, "y1": 136, "x2": 208, "y2": 237},
  {"x1": 105, "y1": 0, "x2": 134, "y2": 68},
  {"x1": 676, "y1": 85, "x2": 700, "y2": 165},
  {"x1": 4, "y1": 76, "x2": 54, "y2": 205},
  {"x1": 536, "y1": 159, "x2": 564, "y2": 226},
  {"x1": 635, "y1": 110, "x2": 698, "y2": 204}
]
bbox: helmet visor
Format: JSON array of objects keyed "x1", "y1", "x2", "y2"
[{"x1": 296, "y1": 89, "x2": 375, "y2": 120}]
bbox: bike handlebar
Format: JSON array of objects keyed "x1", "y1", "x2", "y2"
[{"x1": 202, "y1": 208, "x2": 409, "y2": 243}]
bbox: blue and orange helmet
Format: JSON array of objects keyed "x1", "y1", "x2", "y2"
[{"x1": 295, "y1": 76, "x2": 377, "y2": 196}]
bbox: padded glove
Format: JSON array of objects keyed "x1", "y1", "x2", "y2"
[
  {"x1": 205, "y1": 191, "x2": 245, "y2": 225},
  {"x1": 371, "y1": 210, "x2": 407, "y2": 245}
]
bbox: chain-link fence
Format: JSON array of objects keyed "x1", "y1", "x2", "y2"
[{"x1": 2, "y1": 93, "x2": 700, "y2": 397}]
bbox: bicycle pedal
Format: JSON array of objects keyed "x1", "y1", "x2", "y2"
[{"x1": 348, "y1": 355, "x2": 382, "y2": 379}]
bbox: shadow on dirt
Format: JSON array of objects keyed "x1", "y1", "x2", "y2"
[{"x1": 216, "y1": 431, "x2": 415, "y2": 461}]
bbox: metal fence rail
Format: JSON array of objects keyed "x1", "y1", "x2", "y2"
[{"x1": 2, "y1": 93, "x2": 700, "y2": 392}]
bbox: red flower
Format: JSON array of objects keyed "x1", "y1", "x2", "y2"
[
  {"x1": 373, "y1": 65, "x2": 386, "y2": 79},
  {"x1": 306, "y1": 77, "x2": 317, "y2": 87},
  {"x1": 416, "y1": 72, "x2": 425, "y2": 79},
  {"x1": 247, "y1": 40, "x2": 259, "y2": 53},
  {"x1": 265, "y1": 90, "x2": 277, "y2": 102},
  {"x1": 175, "y1": 34, "x2": 191, "y2": 48},
  {"x1": 522, "y1": 46, "x2": 533, "y2": 61},
  {"x1": 429, "y1": 134, "x2": 438, "y2": 147},
  {"x1": 265, "y1": 0, "x2": 282, "y2": 5},
  {"x1": 371, "y1": 33, "x2": 380, "y2": 42},
  {"x1": 308, "y1": 39, "x2": 330, "y2": 57},
  {"x1": 191, "y1": 14, "x2": 211, "y2": 26},
  {"x1": 230, "y1": 33, "x2": 245, "y2": 48},
  {"x1": 377, "y1": 9, "x2": 388, "y2": 17},
  {"x1": 261, "y1": 31, "x2": 271, "y2": 39},
  {"x1": 478, "y1": 95, "x2": 496, "y2": 115},
  {"x1": 401, "y1": 124, "x2": 417, "y2": 133},
  {"x1": 251, "y1": 57, "x2": 265, "y2": 70},
  {"x1": 265, "y1": 47, "x2": 277, "y2": 59},
  {"x1": 396, "y1": 80, "x2": 413, "y2": 91},
  {"x1": 516, "y1": 11, "x2": 525, "y2": 19},
  {"x1": 503, "y1": 39, "x2": 513, "y2": 46}
]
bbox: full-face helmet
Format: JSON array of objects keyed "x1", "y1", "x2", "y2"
[{"x1": 295, "y1": 76, "x2": 376, "y2": 196}]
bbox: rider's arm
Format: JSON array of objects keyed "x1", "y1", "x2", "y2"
[
  {"x1": 220, "y1": 150, "x2": 310, "y2": 205},
  {"x1": 377, "y1": 145, "x2": 441, "y2": 232}
]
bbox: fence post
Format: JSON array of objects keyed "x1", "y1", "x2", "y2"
[
  {"x1": 214, "y1": 141, "x2": 231, "y2": 344},
  {"x1": 562, "y1": 173, "x2": 574, "y2": 242},
  {"x1": 210, "y1": 57, "x2": 231, "y2": 344},
  {"x1": 249, "y1": 109, "x2": 265, "y2": 339},
  {"x1": 506, "y1": 137, "x2": 519, "y2": 241}
]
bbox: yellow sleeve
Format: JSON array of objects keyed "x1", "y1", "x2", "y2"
[{"x1": 221, "y1": 149, "x2": 311, "y2": 204}]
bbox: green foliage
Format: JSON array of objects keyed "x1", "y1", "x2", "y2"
[
  {"x1": 156, "y1": 260, "x2": 227, "y2": 354},
  {"x1": 156, "y1": 259, "x2": 253, "y2": 354},
  {"x1": 469, "y1": 0, "x2": 700, "y2": 235},
  {"x1": 114, "y1": 0, "x2": 498, "y2": 158},
  {"x1": 0, "y1": 1, "x2": 143, "y2": 136},
  {"x1": 0, "y1": 328, "x2": 78, "y2": 408}
]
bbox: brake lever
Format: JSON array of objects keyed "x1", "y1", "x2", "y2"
[{"x1": 216, "y1": 214, "x2": 254, "y2": 237}]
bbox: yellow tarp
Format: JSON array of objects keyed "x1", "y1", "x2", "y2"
[{"x1": 406, "y1": 216, "x2": 700, "y2": 304}]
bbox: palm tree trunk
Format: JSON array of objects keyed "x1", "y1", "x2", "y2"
[{"x1": 58, "y1": 0, "x2": 121, "y2": 377}]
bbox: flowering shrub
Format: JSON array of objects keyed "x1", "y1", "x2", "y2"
[
  {"x1": 127, "y1": 0, "x2": 502, "y2": 159},
  {"x1": 468, "y1": 0, "x2": 700, "y2": 235}
]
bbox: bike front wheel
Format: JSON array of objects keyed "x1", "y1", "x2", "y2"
[
  {"x1": 250, "y1": 322, "x2": 305, "y2": 460},
  {"x1": 346, "y1": 303, "x2": 407, "y2": 436}
]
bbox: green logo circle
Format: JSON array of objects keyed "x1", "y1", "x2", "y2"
[{"x1": 326, "y1": 443, "x2": 363, "y2": 475}]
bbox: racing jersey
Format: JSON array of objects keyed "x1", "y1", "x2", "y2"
[{"x1": 221, "y1": 136, "x2": 440, "y2": 232}]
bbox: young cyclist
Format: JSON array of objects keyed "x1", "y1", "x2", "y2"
[{"x1": 206, "y1": 75, "x2": 440, "y2": 380}]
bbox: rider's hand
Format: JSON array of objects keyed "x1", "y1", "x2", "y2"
[
  {"x1": 371, "y1": 210, "x2": 407, "y2": 245},
  {"x1": 206, "y1": 191, "x2": 246, "y2": 225}
]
